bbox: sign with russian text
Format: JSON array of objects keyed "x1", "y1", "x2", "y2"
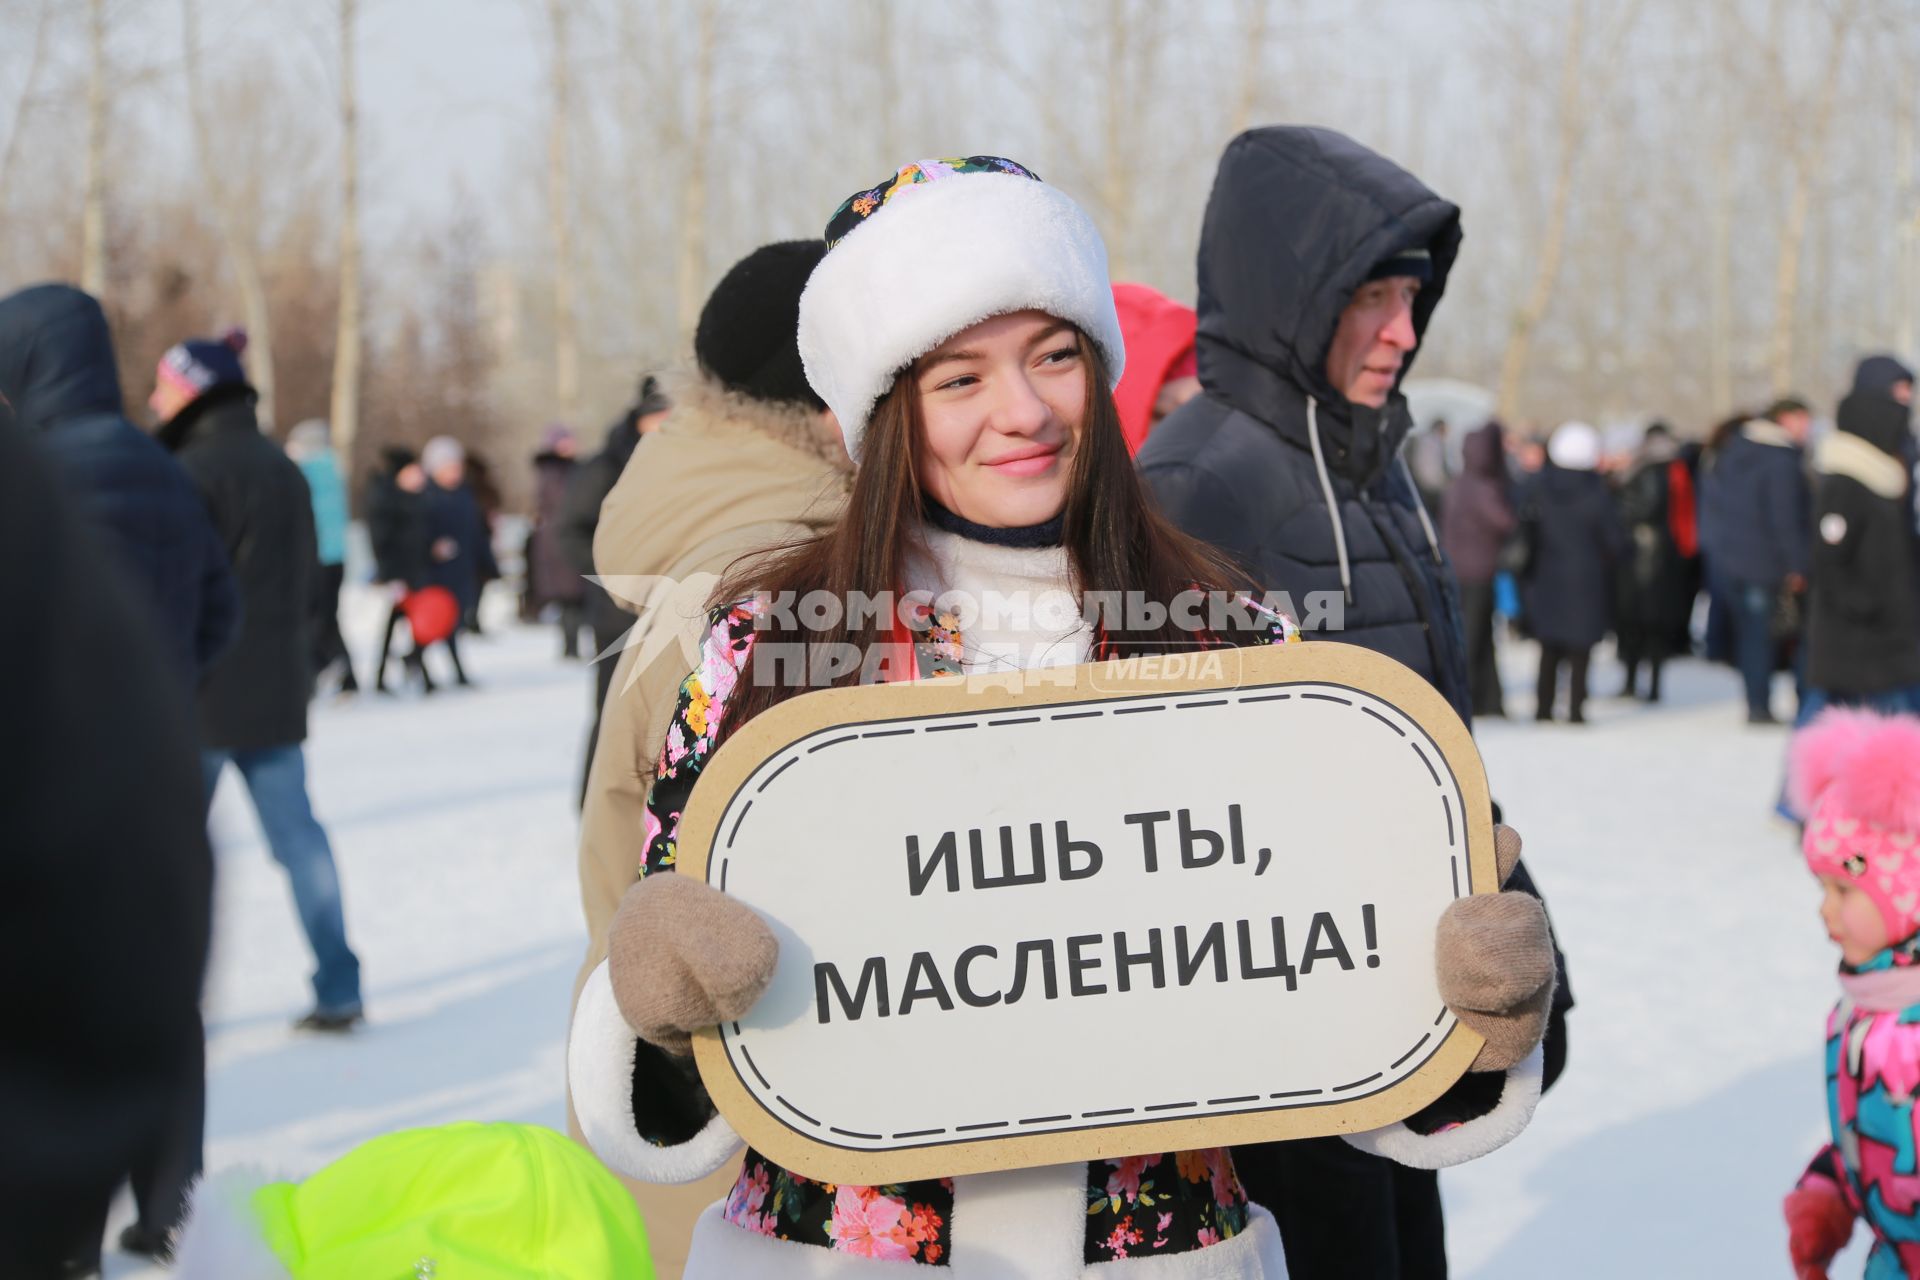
[{"x1": 684, "y1": 642, "x2": 1494, "y2": 1183}]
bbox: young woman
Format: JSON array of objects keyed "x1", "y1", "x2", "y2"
[{"x1": 571, "y1": 157, "x2": 1553, "y2": 1277}]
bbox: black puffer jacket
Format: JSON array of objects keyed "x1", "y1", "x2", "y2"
[
  {"x1": 1806, "y1": 392, "x2": 1920, "y2": 695},
  {"x1": 1518, "y1": 464, "x2": 1626, "y2": 650},
  {"x1": 1140, "y1": 127, "x2": 1569, "y2": 1280},
  {"x1": 0, "y1": 421, "x2": 212, "y2": 1274},
  {"x1": 162, "y1": 386, "x2": 318, "y2": 751},
  {"x1": 558, "y1": 415, "x2": 643, "y2": 639},
  {"x1": 365, "y1": 463, "x2": 431, "y2": 590},
  {"x1": 0, "y1": 284, "x2": 237, "y2": 687},
  {"x1": 1139, "y1": 126, "x2": 1472, "y2": 723}
]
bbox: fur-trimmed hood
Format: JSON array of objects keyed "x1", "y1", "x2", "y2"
[
  {"x1": 591, "y1": 370, "x2": 853, "y2": 611},
  {"x1": 1814, "y1": 429, "x2": 1909, "y2": 499}
]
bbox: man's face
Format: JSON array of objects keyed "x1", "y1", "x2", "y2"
[
  {"x1": 1325, "y1": 276, "x2": 1420, "y2": 408},
  {"x1": 1894, "y1": 380, "x2": 1914, "y2": 408},
  {"x1": 1780, "y1": 410, "x2": 1813, "y2": 445},
  {"x1": 430, "y1": 460, "x2": 464, "y2": 489},
  {"x1": 148, "y1": 379, "x2": 194, "y2": 427}
]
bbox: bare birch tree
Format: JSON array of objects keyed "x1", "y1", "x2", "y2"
[
  {"x1": 79, "y1": 0, "x2": 108, "y2": 295},
  {"x1": 182, "y1": 0, "x2": 278, "y2": 427},
  {"x1": 330, "y1": 0, "x2": 363, "y2": 468},
  {"x1": 547, "y1": 0, "x2": 580, "y2": 420},
  {"x1": 0, "y1": 0, "x2": 54, "y2": 217},
  {"x1": 1762, "y1": 0, "x2": 1856, "y2": 394},
  {"x1": 675, "y1": 0, "x2": 718, "y2": 335},
  {"x1": 1494, "y1": 0, "x2": 1645, "y2": 421}
]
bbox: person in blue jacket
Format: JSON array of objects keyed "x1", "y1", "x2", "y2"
[
  {"x1": 287, "y1": 419, "x2": 356, "y2": 695},
  {"x1": 1698, "y1": 397, "x2": 1813, "y2": 724}
]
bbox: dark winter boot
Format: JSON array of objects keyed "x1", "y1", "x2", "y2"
[
  {"x1": 117, "y1": 1221, "x2": 175, "y2": 1263},
  {"x1": 294, "y1": 1006, "x2": 364, "y2": 1034}
]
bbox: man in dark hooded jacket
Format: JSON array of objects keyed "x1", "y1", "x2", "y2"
[
  {"x1": 151, "y1": 331, "x2": 363, "y2": 1034},
  {"x1": 0, "y1": 417, "x2": 213, "y2": 1277},
  {"x1": 1803, "y1": 385, "x2": 1920, "y2": 715},
  {"x1": 1139, "y1": 126, "x2": 1571, "y2": 1279},
  {"x1": 0, "y1": 284, "x2": 237, "y2": 685},
  {"x1": 1852, "y1": 354, "x2": 1920, "y2": 546}
]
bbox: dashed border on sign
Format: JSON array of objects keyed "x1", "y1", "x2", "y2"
[{"x1": 712, "y1": 679, "x2": 1468, "y2": 1153}]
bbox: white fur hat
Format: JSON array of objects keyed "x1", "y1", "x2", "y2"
[
  {"x1": 1548, "y1": 421, "x2": 1601, "y2": 471},
  {"x1": 797, "y1": 158, "x2": 1126, "y2": 461}
]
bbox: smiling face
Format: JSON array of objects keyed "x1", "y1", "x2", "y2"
[
  {"x1": 1325, "y1": 275, "x2": 1421, "y2": 409},
  {"x1": 913, "y1": 310, "x2": 1088, "y2": 528},
  {"x1": 1819, "y1": 874, "x2": 1892, "y2": 967}
]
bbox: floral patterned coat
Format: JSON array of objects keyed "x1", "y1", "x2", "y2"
[{"x1": 568, "y1": 571, "x2": 1541, "y2": 1278}]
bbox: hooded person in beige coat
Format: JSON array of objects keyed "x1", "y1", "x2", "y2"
[{"x1": 570, "y1": 240, "x2": 852, "y2": 1276}]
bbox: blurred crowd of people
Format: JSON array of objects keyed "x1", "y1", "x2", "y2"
[{"x1": 1413, "y1": 354, "x2": 1919, "y2": 743}]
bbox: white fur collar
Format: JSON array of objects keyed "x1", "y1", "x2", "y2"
[{"x1": 1814, "y1": 430, "x2": 1909, "y2": 498}]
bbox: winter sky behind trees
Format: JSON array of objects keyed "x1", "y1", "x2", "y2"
[{"x1": 0, "y1": 0, "x2": 1913, "y2": 509}]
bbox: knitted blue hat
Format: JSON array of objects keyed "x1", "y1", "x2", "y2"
[{"x1": 156, "y1": 328, "x2": 249, "y2": 398}]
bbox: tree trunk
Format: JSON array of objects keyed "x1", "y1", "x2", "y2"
[
  {"x1": 0, "y1": 0, "x2": 54, "y2": 219},
  {"x1": 80, "y1": 0, "x2": 108, "y2": 296},
  {"x1": 1495, "y1": 0, "x2": 1586, "y2": 422},
  {"x1": 1707, "y1": 1, "x2": 1735, "y2": 415},
  {"x1": 871, "y1": 0, "x2": 898, "y2": 169},
  {"x1": 183, "y1": 0, "x2": 277, "y2": 429},
  {"x1": 548, "y1": 0, "x2": 579, "y2": 421},
  {"x1": 675, "y1": 1, "x2": 717, "y2": 336},
  {"x1": 1098, "y1": 0, "x2": 1133, "y2": 279},
  {"x1": 1768, "y1": 7, "x2": 1852, "y2": 396},
  {"x1": 330, "y1": 0, "x2": 363, "y2": 475},
  {"x1": 1900, "y1": 86, "x2": 1917, "y2": 358},
  {"x1": 1230, "y1": 0, "x2": 1273, "y2": 137}
]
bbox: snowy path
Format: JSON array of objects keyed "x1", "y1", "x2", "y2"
[{"x1": 110, "y1": 594, "x2": 1848, "y2": 1275}]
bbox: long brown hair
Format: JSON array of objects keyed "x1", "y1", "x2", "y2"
[{"x1": 713, "y1": 328, "x2": 1251, "y2": 734}]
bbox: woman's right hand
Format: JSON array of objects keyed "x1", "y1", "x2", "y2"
[{"x1": 607, "y1": 873, "x2": 778, "y2": 1055}]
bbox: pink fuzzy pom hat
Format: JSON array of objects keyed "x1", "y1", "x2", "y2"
[{"x1": 1791, "y1": 708, "x2": 1920, "y2": 941}]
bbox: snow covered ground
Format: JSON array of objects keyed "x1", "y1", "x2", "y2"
[{"x1": 107, "y1": 590, "x2": 1852, "y2": 1276}]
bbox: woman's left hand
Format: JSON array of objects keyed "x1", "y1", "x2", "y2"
[{"x1": 1434, "y1": 824, "x2": 1556, "y2": 1072}]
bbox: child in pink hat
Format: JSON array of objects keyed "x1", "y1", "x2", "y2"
[{"x1": 1785, "y1": 708, "x2": 1920, "y2": 1279}]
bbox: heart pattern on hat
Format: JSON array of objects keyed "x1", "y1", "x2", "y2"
[{"x1": 1807, "y1": 800, "x2": 1920, "y2": 944}]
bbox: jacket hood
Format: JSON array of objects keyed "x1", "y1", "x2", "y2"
[
  {"x1": 0, "y1": 283, "x2": 125, "y2": 433},
  {"x1": 1462, "y1": 422, "x2": 1505, "y2": 477},
  {"x1": 594, "y1": 370, "x2": 851, "y2": 602},
  {"x1": 1111, "y1": 282, "x2": 1197, "y2": 453},
  {"x1": 1853, "y1": 354, "x2": 1916, "y2": 400},
  {"x1": 1836, "y1": 389, "x2": 1911, "y2": 459},
  {"x1": 1194, "y1": 127, "x2": 1461, "y2": 478}
]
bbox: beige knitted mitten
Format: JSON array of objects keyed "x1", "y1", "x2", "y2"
[
  {"x1": 606, "y1": 873, "x2": 779, "y2": 1056},
  {"x1": 1434, "y1": 824, "x2": 1556, "y2": 1072}
]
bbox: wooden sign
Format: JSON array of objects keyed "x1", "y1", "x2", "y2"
[{"x1": 682, "y1": 642, "x2": 1494, "y2": 1184}]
